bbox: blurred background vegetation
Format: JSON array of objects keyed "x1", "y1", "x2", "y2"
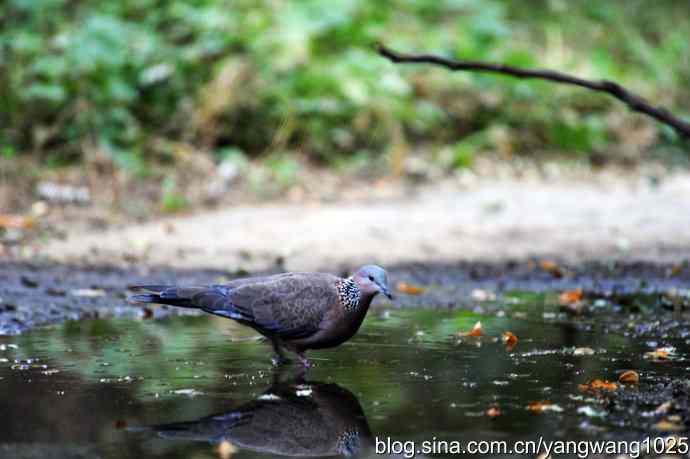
[{"x1": 1, "y1": 0, "x2": 689, "y2": 211}]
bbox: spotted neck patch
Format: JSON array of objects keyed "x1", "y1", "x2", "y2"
[
  {"x1": 337, "y1": 427, "x2": 361, "y2": 456},
  {"x1": 336, "y1": 278, "x2": 360, "y2": 313}
]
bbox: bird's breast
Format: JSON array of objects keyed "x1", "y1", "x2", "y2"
[{"x1": 297, "y1": 299, "x2": 371, "y2": 350}]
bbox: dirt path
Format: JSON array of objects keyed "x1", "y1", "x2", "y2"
[{"x1": 36, "y1": 173, "x2": 690, "y2": 272}]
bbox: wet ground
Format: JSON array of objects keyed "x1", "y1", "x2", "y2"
[
  {"x1": 1, "y1": 262, "x2": 690, "y2": 458},
  {"x1": 2, "y1": 259, "x2": 689, "y2": 334}
]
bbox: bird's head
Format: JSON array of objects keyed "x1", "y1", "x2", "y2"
[{"x1": 352, "y1": 265, "x2": 393, "y2": 300}]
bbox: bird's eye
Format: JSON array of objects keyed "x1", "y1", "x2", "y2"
[{"x1": 368, "y1": 275, "x2": 374, "y2": 281}]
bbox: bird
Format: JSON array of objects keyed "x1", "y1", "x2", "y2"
[
  {"x1": 141, "y1": 379, "x2": 373, "y2": 457},
  {"x1": 128, "y1": 265, "x2": 392, "y2": 367}
]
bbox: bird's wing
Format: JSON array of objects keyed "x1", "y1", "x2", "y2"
[
  {"x1": 133, "y1": 274, "x2": 340, "y2": 339},
  {"x1": 223, "y1": 273, "x2": 339, "y2": 339}
]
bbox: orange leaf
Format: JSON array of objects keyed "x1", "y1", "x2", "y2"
[
  {"x1": 0, "y1": 214, "x2": 34, "y2": 229},
  {"x1": 486, "y1": 406, "x2": 501, "y2": 418},
  {"x1": 579, "y1": 379, "x2": 617, "y2": 392},
  {"x1": 590, "y1": 379, "x2": 617, "y2": 391},
  {"x1": 397, "y1": 282, "x2": 425, "y2": 295},
  {"x1": 526, "y1": 401, "x2": 562, "y2": 413},
  {"x1": 558, "y1": 288, "x2": 583, "y2": 305},
  {"x1": 460, "y1": 321, "x2": 482, "y2": 337},
  {"x1": 618, "y1": 370, "x2": 640, "y2": 384},
  {"x1": 502, "y1": 331, "x2": 518, "y2": 350}
]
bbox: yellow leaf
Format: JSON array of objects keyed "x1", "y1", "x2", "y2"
[
  {"x1": 540, "y1": 260, "x2": 564, "y2": 278},
  {"x1": 653, "y1": 420, "x2": 684, "y2": 432}
]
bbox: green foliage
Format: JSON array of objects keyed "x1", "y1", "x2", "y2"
[
  {"x1": 449, "y1": 133, "x2": 485, "y2": 170},
  {"x1": 1, "y1": 0, "x2": 688, "y2": 168},
  {"x1": 160, "y1": 176, "x2": 188, "y2": 213},
  {"x1": 264, "y1": 154, "x2": 300, "y2": 188},
  {"x1": 547, "y1": 116, "x2": 608, "y2": 155}
]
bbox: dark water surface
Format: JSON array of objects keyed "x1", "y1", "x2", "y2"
[{"x1": 1, "y1": 299, "x2": 689, "y2": 458}]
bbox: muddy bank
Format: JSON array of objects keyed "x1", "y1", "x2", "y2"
[
  {"x1": 1, "y1": 259, "x2": 688, "y2": 335},
  {"x1": 20, "y1": 173, "x2": 690, "y2": 272}
]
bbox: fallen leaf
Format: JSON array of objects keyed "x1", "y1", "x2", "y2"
[
  {"x1": 397, "y1": 282, "x2": 425, "y2": 295},
  {"x1": 502, "y1": 331, "x2": 518, "y2": 350},
  {"x1": 540, "y1": 260, "x2": 564, "y2": 278},
  {"x1": 459, "y1": 321, "x2": 482, "y2": 337},
  {"x1": 527, "y1": 401, "x2": 563, "y2": 413},
  {"x1": 653, "y1": 420, "x2": 684, "y2": 432},
  {"x1": 486, "y1": 406, "x2": 501, "y2": 418},
  {"x1": 590, "y1": 379, "x2": 617, "y2": 391},
  {"x1": 579, "y1": 379, "x2": 617, "y2": 392},
  {"x1": 217, "y1": 440, "x2": 238, "y2": 459},
  {"x1": 618, "y1": 370, "x2": 640, "y2": 384},
  {"x1": 559, "y1": 288, "x2": 583, "y2": 305},
  {"x1": 644, "y1": 348, "x2": 674, "y2": 361},
  {"x1": 0, "y1": 214, "x2": 34, "y2": 229},
  {"x1": 573, "y1": 347, "x2": 595, "y2": 356},
  {"x1": 669, "y1": 265, "x2": 682, "y2": 277}
]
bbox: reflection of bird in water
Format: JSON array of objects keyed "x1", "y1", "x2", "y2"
[{"x1": 145, "y1": 379, "x2": 373, "y2": 457}]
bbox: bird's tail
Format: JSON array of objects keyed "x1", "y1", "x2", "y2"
[{"x1": 128, "y1": 285, "x2": 197, "y2": 308}]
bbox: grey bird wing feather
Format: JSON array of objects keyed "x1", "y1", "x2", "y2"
[{"x1": 131, "y1": 273, "x2": 339, "y2": 340}]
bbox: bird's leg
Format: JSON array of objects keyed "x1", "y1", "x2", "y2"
[
  {"x1": 270, "y1": 339, "x2": 291, "y2": 367},
  {"x1": 296, "y1": 351, "x2": 311, "y2": 368}
]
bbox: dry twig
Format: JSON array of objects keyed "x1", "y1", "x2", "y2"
[{"x1": 377, "y1": 44, "x2": 690, "y2": 139}]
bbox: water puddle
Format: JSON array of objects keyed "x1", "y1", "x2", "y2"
[{"x1": 1, "y1": 294, "x2": 689, "y2": 458}]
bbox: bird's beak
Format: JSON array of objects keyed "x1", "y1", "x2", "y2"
[{"x1": 381, "y1": 285, "x2": 394, "y2": 300}]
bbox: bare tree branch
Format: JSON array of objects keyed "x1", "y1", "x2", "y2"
[{"x1": 377, "y1": 43, "x2": 690, "y2": 139}]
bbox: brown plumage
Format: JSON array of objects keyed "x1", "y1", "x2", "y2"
[{"x1": 129, "y1": 265, "x2": 392, "y2": 366}]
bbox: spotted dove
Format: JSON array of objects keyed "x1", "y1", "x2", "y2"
[
  {"x1": 144, "y1": 379, "x2": 373, "y2": 457},
  {"x1": 129, "y1": 265, "x2": 392, "y2": 366}
]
